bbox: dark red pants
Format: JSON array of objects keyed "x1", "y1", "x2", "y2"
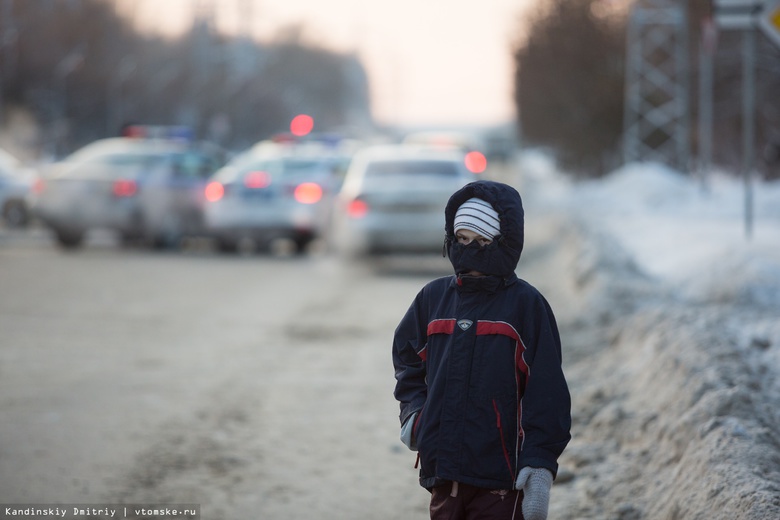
[{"x1": 429, "y1": 481, "x2": 523, "y2": 520}]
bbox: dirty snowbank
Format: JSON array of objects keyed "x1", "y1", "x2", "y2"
[{"x1": 518, "y1": 154, "x2": 780, "y2": 519}]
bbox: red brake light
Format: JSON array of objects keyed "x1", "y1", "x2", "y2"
[
  {"x1": 464, "y1": 151, "x2": 487, "y2": 174},
  {"x1": 244, "y1": 171, "x2": 271, "y2": 189},
  {"x1": 33, "y1": 178, "x2": 46, "y2": 194},
  {"x1": 347, "y1": 199, "x2": 369, "y2": 218},
  {"x1": 205, "y1": 181, "x2": 224, "y2": 202},
  {"x1": 113, "y1": 179, "x2": 137, "y2": 197},
  {"x1": 294, "y1": 182, "x2": 323, "y2": 204}
]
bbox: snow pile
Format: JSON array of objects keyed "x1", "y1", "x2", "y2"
[
  {"x1": 516, "y1": 153, "x2": 780, "y2": 519},
  {"x1": 538, "y1": 159, "x2": 780, "y2": 309}
]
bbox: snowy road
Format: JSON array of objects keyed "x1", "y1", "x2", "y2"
[
  {"x1": 0, "y1": 235, "x2": 455, "y2": 517},
  {"x1": 2, "y1": 154, "x2": 780, "y2": 520}
]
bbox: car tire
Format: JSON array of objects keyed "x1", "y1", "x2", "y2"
[
  {"x1": 149, "y1": 214, "x2": 185, "y2": 251},
  {"x1": 119, "y1": 231, "x2": 143, "y2": 247},
  {"x1": 2, "y1": 199, "x2": 29, "y2": 228},
  {"x1": 216, "y1": 238, "x2": 239, "y2": 253},
  {"x1": 54, "y1": 228, "x2": 85, "y2": 249},
  {"x1": 120, "y1": 212, "x2": 146, "y2": 247},
  {"x1": 293, "y1": 236, "x2": 312, "y2": 255},
  {"x1": 148, "y1": 233, "x2": 179, "y2": 250}
]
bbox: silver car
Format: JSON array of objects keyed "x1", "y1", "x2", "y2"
[
  {"x1": 330, "y1": 144, "x2": 478, "y2": 257},
  {"x1": 31, "y1": 130, "x2": 225, "y2": 249},
  {"x1": 203, "y1": 141, "x2": 348, "y2": 254}
]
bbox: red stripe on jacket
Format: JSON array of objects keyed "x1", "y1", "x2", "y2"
[
  {"x1": 475, "y1": 320, "x2": 529, "y2": 377},
  {"x1": 420, "y1": 319, "x2": 457, "y2": 361},
  {"x1": 476, "y1": 319, "x2": 530, "y2": 452},
  {"x1": 427, "y1": 319, "x2": 456, "y2": 336}
]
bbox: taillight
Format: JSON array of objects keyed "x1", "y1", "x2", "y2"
[
  {"x1": 294, "y1": 182, "x2": 323, "y2": 204},
  {"x1": 32, "y1": 178, "x2": 46, "y2": 194},
  {"x1": 205, "y1": 181, "x2": 224, "y2": 202},
  {"x1": 113, "y1": 179, "x2": 137, "y2": 197},
  {"x1": 347, "y1": 198, "x2": 369, "y2": 218}
]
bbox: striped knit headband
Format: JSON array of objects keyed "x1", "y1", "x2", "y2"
[{"x1": 454, "y1": 197, "x2": 500, "y2": 240}]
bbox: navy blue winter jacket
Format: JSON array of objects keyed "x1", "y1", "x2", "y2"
[{"x1": 392, "y1": 180, "x2": 571, "y2": 490}]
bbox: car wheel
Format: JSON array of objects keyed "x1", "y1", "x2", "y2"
[
  {"x1": 54, "y1": 228, "x2": 85, "y2": 249},
  {"x1": 120, "y1": 212, "x2": 146, "y2": 247},
  {"x1": 150, "y1": 214, "x2": 185, "y2": 251},
  {"x1": 2, "y1": 199, "x2": 29, "y2": 228},
  {"x1": 293, "y1": 236, "x2": 311, "y2": 255},
  {"x1": 216, "y1": 238, "x2": 239, "y2": 253},
  {"x1": 148, "y1": 233, "x2": 180, "y2": 250}
]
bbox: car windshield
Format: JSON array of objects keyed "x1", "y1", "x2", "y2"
[
  {"x1": 62, "y1": 150, "x2": 167, "y2": 178},
  {"x1": 61, "y1": 140, "x2": 222, "y2": 179},
  {"x1": 364, "y1": 160, "x2": 459, "y2": 177},
  {"x1": 169, "y1": 151, "x2": 223, "y2": 179},
  {"x1": 219, "y1": 155, "x2": 337, "y2": 182}
]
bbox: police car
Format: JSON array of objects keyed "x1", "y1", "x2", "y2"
[
  {"x1": 30, "y1": 126, "x2": 226, "y2": 249},
  {"x1": 203, "y1": 138, "x2": 352, "y2": 254},
  {"x1": 330, "y1": 144, "x2": 480, "y2": 257}
]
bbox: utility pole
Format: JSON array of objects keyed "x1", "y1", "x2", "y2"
[
  {"x1": 698, "y1": 16, "x2": 717, "y2": 192},
  {"x1": 713, "y1": 0, "x2": 765, "y2": 240}
]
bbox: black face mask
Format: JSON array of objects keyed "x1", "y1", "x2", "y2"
[{"x1": 447, "y1": 237, "x2": 503, "y2": 276}]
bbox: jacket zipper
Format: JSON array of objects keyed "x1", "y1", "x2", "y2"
[{"x1": 493, "y1": 399, "x2": 514, "y2": 480}]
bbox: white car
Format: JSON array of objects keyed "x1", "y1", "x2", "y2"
[
  {"x1": 0, "y1": 148, "x2": 35, "y2": 228},
  {"x1": 330, "y1": 144, "x2": 479, "y2": 257},
  {"x1": 203, "y1": 141, "x2": 349, "y2": 254},
  {"x1": 30, "y1": 128, "x2": 226, "y2": 249}
]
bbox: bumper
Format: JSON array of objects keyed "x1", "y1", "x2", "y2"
[
  {"x1": 336, "y1": 213, "x2": 446, "y2": 255},
  {"x1": 204, "y1": 201, "x2": 327, "y2": 240},
  {"x1": 32, "y1": 197, "x2": 139, "y2": 233}
]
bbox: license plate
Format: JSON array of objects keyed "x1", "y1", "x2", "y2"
[{"x1": 241, "y1": 188, "x2": 275, "y2": 200}]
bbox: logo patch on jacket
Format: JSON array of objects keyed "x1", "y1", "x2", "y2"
[{"x1": 457, "y1": 319, "x2": 473, "y2": 331}]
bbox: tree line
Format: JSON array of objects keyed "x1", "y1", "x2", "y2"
[
  {"x1": 513, "y1": 0, "x2": 780, "y2": 179},
  {"x1": 3, "y1": 0, "x2": 779, "y2": 178},
  {"x1": 0, "y1": 0, "x2": 373, "y2": 157}
]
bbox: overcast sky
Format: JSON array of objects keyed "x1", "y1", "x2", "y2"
[{"x1": 121, "y1": 0, "x2": 535, "y2": 128}]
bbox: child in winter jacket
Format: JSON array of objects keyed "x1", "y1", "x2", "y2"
[{"x1": 393, "y1": 180, "x2": 571, "y2": 520}]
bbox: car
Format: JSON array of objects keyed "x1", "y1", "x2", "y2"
[
  {"x1": 330, "y1": 144, "x2": 479, "y2": 257},
  {"x1": 0, "y1": 147, "x2": 36, "y2": 228},
  {"x1": 30, "y1": 126, "x2": 226, "y2": 249},
  {"x1": 202, "y1": 140, "x2": 350, "y2": 254}
]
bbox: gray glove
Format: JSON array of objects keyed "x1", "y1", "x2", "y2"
[
  {"x1": 515, "y1": 467, "x2": 553, "y2": 520},
  {"x1": 400, "y1": 412, "x2": 418, "y2": 451}
]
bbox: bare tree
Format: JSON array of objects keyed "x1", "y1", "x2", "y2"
[
  {"x1": 0, "y1": 0, "x2": 373, "y2": 156},
  {"x1": 513, "y1": 0, "x2": 627, "y2": 177}
]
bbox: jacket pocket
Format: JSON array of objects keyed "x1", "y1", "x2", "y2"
[
  {"x1": 459, "y1": 396, "x2": 517, "y2": 484},
  {"x1": 493, "y1": 399, "x2": 515, "y2": 481}
]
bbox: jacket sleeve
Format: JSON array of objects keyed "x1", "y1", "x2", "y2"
[
  {"x1": 392, "y1": 289, "x2": 428, "y2": 426},
  {"x1": 518, "y1": 292, "x2": 572, "y2": 478}
]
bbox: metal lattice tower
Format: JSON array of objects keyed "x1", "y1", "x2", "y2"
[{"x1": 623, "y1": 0, "x2": 691, "y2": 170}]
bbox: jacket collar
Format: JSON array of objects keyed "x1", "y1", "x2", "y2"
[{"x1": 453, "y1": 272, "x2": 518, "y2": 293}]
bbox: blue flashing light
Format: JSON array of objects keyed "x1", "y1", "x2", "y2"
[{"x1": 124, "y1": 125, "x2": 194, "y2": 142}]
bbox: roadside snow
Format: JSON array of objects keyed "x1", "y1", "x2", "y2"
[
  {"x1": 578, "y1": 162, "x2": 780, "y2": 308},
  {"x1": 523, "y1": 155, "x2": 780, "y2": 308},
  {"x1": 515, "y1": 152, "x2": 780, "y2": 519}
]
